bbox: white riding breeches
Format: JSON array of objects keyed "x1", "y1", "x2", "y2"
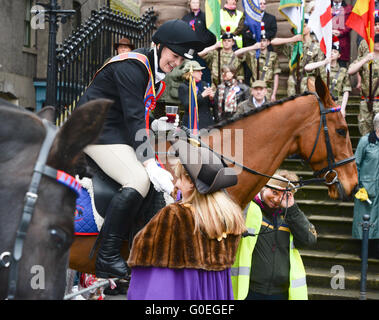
[{"x1": 84, "y1": 144, "x2": 150, "y2": 198}]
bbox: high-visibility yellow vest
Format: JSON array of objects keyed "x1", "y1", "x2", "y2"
[
  {"x1": 220, "y1": 9, "x2": 243, "y2": 48},
  {"x1": 231, "y1": 201, "x2": 308, "y2": 300}
]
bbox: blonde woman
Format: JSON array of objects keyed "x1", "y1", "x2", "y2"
[{"x1": 127, "y1": 139, "x2": 246, "y2": 300}]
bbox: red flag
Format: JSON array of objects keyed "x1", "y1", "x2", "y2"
[
  {"x1": 346, "y1": 0, "x2": 375, "y2": 52},
  {"x1": 308, "y1": 0, "x2": 332, "y2": 68}
]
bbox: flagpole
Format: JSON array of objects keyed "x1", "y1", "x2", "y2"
[
  {"x1": 218, "y1": 47, "x2": 221, "y2": 86},
  {"x1": 368, "y1": 62, "x2": 373, "y2": 113},
  {"x1": 296, "y1": 62, "x2": 300, "y2": 94},
  {"x1": 327, "y1": 70, "x2": 330, "y2": 89},
  {"x1": 257, "y1": 56, "x2": 260, "y2": 80},
  {"x1": 189, "y1": 65, "x2": 199, "y2": 136}
]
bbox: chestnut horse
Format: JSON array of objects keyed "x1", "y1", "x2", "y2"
[
  {"x1": 69, "y1": 77, "x2": 358, "y2": 275},
  {"x1": 0, "y1": 99, "x2": 111, "y2": 299}
]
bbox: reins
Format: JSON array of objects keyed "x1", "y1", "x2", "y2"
[
  {"x1": 174, "y1": 128, "x2": 323, "y2": 193},
  {"x1": 168, "y1": 91, "x2": 355, "y2": 196}
]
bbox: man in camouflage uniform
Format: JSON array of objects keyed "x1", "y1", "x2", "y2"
[
  {"x1": 272, "y1": 22, "x2": 325, "y2": 96},
  {"x1": 235, "y1": 37, "x2": 281, "y2": 102},
  {"x1": 198, "y1": 30, "x2": 245, "y2": 89},
  {"x1": 348, "y1": 34, "x2": 379, "y2": 136},
  {"x1": 304, "y1": 38, "x2": 351, "y2": 117},
  {"x1": 355, "y1": 15, "x2": 379, "y2": 89}
]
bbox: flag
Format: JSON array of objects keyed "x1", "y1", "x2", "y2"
[
  {"x1": 279, "y1": 0, "x2": 305, "y2": 70},
  {"x1": 205, "y1": 0, "x2": 221, "y2": 41},
  {"x1": 242, "y1": 0, "x2": 262, "y2": 58},
  {"x1": 188, "y1": 68, "x2": 199, "y2": 135},
  {"x1": 308, "y1": 0, "x2": 332, "y2": 71},
  {"x1": 346, "y1": 0, "x2": 375, "y2": 52}
]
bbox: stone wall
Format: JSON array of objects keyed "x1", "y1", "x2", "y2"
[{"x1": 0, "y1": 0, "x2": 107, "y2": 109}]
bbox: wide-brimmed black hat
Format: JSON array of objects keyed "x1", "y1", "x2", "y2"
[
  {"x1": 152, "y1": 19, "x2": 205, "y2": 59},
  {"x1": 171, "y1": 139, "x2": 238, "y2": 194},
  {"x1": 114, "y1": 37, "x2": 135, "y2": 50}
]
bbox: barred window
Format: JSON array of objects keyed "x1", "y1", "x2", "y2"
[{"x1": 24, "y1": 0, "x2": 33, "y2": 47}]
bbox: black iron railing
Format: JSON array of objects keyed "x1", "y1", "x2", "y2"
[{"x1": 55, "y1": 6, "x2": 157, "y2": 125}]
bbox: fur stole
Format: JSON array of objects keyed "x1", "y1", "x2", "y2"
[{"x1": 127, "y1": 203, "x2": 241, "y2": 271}]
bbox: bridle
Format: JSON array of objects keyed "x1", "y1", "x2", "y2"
[
  {"x1": 174, "y1": 92, "x2": 355, "y2": 194},
  {"x1": 1, "y1": 119, "x2": 81, "y2": 300},
  {"x1": 302, "y1": 92, "x2": 355, "y2": 193}
]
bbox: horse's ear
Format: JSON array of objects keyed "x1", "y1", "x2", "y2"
[
  {"x1": 315, "y1": 75, "x2": 333, "y2": 107},
  {"x1": 37, "y1": 106, "x2": 55, "y2": 123},
  {"x1": 47, "y1": 99, "x2": 113, "y2": 170},
  {"x1": 307, "y1": 77, "x2": 315, "y2": 92}
]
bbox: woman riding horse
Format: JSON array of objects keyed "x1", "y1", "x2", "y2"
[{"x1": 77, "y1": 19, "x2": 205, "y2": 279}]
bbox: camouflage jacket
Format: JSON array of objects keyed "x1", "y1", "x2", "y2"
[
  {"x1": 246, "y1": 50, "x2": 281, "y2": 87},
  {"x1": 204, "y1": 49, "x2": 245, "y2": 87},
  {"x1": 352, "y1": 56, "x2": 379, "y2": 97},
  {"x1": 283, "y1": 36, "x2": 325, "y2": 79},
  {"x1": 324, "y1": 64, "x2": 351, "y2": 101}
]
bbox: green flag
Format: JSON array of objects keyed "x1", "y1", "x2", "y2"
[
  {"x1": 279, "y1": 0, "x2": 304, "y2": 70},
  {"x1": 205, "y1": 0, "x2": 221, "y2": 41}
]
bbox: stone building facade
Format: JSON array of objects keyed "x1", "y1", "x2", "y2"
[{"x1": 0, "y1": 0, "x2": 107, "y2": 110}]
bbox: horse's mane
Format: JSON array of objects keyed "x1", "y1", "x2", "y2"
[{"x1": 210, "y1": 91, "x2": 314, "y2": 129}]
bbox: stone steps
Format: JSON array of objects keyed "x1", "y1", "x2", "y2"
[
  {"x1": 300, "y1": 249, "x2": 379, "y2": 274},
  {"x1": 305, "y1": 267, "x2": 379, "y2": 297}
]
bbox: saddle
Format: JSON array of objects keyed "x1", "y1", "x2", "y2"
[
  {"x1": 75, "y1": 155, "x2": 168, "y2": 242},
  {"x1": 84, "y1": 156, "x2": 120, "y2": 219}
]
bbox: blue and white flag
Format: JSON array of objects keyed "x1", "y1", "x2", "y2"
[{"x1": 242, "y1": 0, "x2": 263, "y2": 58}]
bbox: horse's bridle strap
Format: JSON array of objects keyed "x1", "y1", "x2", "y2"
[
  {"x1": 6, "y1": 119, "x2": 58, "y2": 300},
  {"x1": 306, "y1": 93, "x2": 355, "y2": 177}
]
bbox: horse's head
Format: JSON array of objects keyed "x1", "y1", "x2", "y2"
[
  {"x1": 300, "y1": 77, "x2": 358, "y2": 201},
  {"x1": 0, "y1": 99, "x2": 112, "y2": 299}
]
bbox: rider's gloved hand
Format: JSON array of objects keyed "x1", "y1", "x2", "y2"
[
  {"x1": 151, "y1": 116, "x2": 179, "y2": 132},
  {"x1": 144, "y1": 158, "x2": 174, "y2": 194}
]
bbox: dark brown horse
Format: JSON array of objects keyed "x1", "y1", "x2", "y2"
[
  {"x1": 0, "y1": 99, "x2": 111, "y2": 299},
  {"x1": 68, "y1": 77, "x2": 358, "y2": 275}
]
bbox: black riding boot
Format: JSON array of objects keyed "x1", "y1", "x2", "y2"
[{"x1": 95, "y1": 187, "x2": 144, "y2": 279}]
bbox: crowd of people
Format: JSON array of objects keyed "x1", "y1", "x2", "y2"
[
  {"x1": 72, "y1": 0, "x2": 379, "y2": 301},
  {"x1": 157, "y1": 0, "x2": 379, "y2": 137}
]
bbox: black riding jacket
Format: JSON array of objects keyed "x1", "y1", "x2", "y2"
[{"x1": 78, "y1": 48, "x2": 161, "y2": 161}]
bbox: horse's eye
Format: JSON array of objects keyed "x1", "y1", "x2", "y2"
[
  {"x1": 336, "y1": 128, "x2": 346, "y2": 137},
  {"x1": 49, "y1": 228, "x2": 68, "y2": 250}
]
